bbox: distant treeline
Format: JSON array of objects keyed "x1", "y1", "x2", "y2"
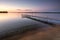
[
  {"x1": 12, "y1": 12, "x2": 60, "y2": 13},
  {"x1": 0, "y1": 11, "x2": 8, "y2": 13}
]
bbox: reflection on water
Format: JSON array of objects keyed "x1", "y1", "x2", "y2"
[
  {"x1": 26, "y1": 13, "x2": 60, "y2": 20},
  {"x1": 0, "y1": 13, "x2": 60, "y2": 22},
  {"x1": 0, "y1": 13, "x2": 22, "y2": 21}
]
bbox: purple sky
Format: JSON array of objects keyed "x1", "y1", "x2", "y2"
[{"x1": 0, "y1": 0, "x2": 60, "y2": 12}]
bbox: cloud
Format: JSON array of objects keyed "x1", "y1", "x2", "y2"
[{"x1": 24, "y1": 9, "x2": 32, "y2": 11}]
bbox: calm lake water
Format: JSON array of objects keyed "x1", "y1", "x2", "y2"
[
  {"x1": 0, "y1": 13, "x2": 60, "y2": 38},
  {"x1": 0, "y1": 13, "x2": 60, "y2": 22},
  {"x1": 0, "y1": 13, "x2": 22, "y2": 21}
]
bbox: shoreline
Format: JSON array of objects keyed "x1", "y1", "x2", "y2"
[{"x1": 2, "y1": 24, "x2": 60, "y2": 40}]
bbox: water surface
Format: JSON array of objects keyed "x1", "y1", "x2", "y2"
[{"x1": 0, "y1": 13, "x2": 60, "y2": 22}]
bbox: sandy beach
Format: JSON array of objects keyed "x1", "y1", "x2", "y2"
[{"x1": 2, "y1": 24, "x2": 60, "y2": 40}]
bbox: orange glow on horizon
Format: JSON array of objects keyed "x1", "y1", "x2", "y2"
[
  {"x1": 0, "y1": 4, "x2": 39, "y2": 12},
  {"x1": 0, "y1": 4, "x2": 18, "y2": 12}
]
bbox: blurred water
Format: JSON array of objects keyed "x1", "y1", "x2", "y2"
[
  {"x1": 0, "y1": 13, "x2": 22, "y2": 22},
  {"x1": 24, "y1": 12, "x2": 60, "y2": 24},
  {"x1": 25, "y1": 13, "x2": 60, "y2": 20},
  {"x1": 0, "y1": 13, "x2": 60, "y2": 22},
  {"x1": 0, "y1": 13, "x2": 60, "y2": 38}
]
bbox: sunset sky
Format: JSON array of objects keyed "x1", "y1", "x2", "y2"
[{"x1": 0, "y1": 0, "x2": 60, "y2": 12}]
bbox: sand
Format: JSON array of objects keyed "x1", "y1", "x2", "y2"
[{"x1": 2, "y1": 24, "x2": 60, "y2": 40}]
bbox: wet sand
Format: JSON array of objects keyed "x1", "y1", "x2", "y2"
[{"x1": 2, "y1": 24, "x2": 60, "y2": 40}]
